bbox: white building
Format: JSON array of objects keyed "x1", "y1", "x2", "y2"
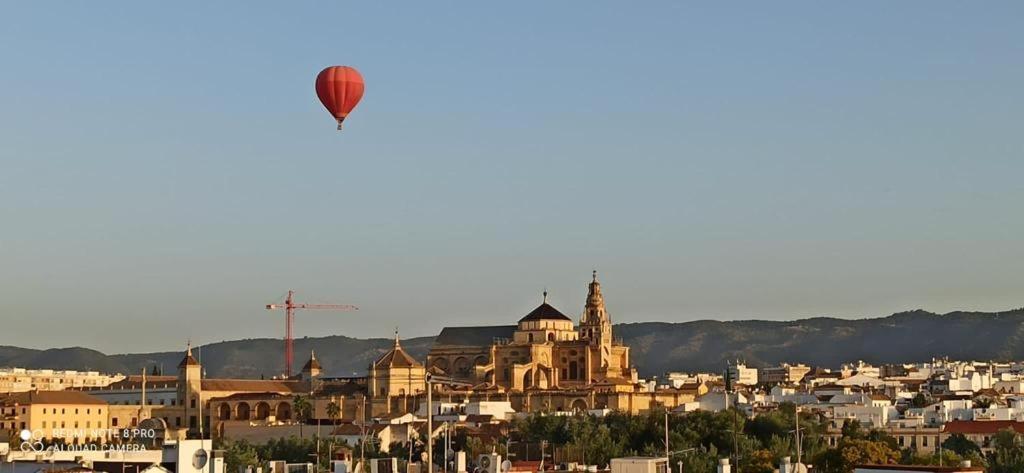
[
  {"x1": 726, "y1": 363, "x2": 758, "y2": 386},
  {"x1": 0, "y1": 368, "x2": 124, "y2": 393}
]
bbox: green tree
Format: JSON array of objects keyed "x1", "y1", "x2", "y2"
[
  {"x1": 257, "y1": 436, "x2": 317, "y2": 463},
  {"x1": 812, "y1": 439, "x2": 899, "y2": 473},
  {"x1": 744, "y1": 449, "x2": 776, "y2": 473},
  {"x1": 326, "y1": 401, "x2": 341, "y2": 460},
  {"x1": 840, "y1": 419, "x2": 865, "y2": 440},
  {"x1": 942, "y1": 433, "x2": 981, "y2": 457},
  {"x1": 293, "y1": 395, "x2": 312, "y2": 438},
  {"x1": 222, "y1": 439, "x2": 260, "y2": 473},
  {"x1": 988, "y1": 428, "x2": 1024, "y2": 473}
]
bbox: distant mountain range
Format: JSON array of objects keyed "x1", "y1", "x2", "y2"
[{"x1": 3, "y1": 308, "x2": 1024, "y2": 379}]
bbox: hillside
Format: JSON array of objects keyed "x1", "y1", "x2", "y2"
[{"x1": 3, "y1": 308, "x2": 1023, "y2": 378}]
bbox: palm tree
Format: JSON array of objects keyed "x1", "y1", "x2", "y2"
[
  {"x1": 326, "y1": 401, "x2": 341, "y2": 463},
  {"x1": 294, "y1": 395, "x2": 312, "y2": 438},
  {"x1": 326, "y1": 401, "x2": 341, "y2": 424}
]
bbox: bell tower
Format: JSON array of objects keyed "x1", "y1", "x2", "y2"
[{"x1": 580, "y1": 271, "x2": 613, "y2": 352}]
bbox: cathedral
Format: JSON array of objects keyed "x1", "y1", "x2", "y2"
[
  {"x1": 428, "y1": 272, "x2": 638, "y2": 393},
  {"x1": 75, "y1": 272, "x2": 689, "y2": 440}
]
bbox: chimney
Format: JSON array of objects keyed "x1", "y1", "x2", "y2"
[{"x1": 717, "y1": 459, "x2": 731, "y2": 473}]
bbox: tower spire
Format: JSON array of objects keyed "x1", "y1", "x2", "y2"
[
  {"x1": 582, "y1": 270, "x2": 610, "y2": 327},
  {"x1": 394, "y1": 327, "x2": 401, "y2": 347},
  {"x1": 543, "y1": 288, "x2": 548, "y2": 304}
]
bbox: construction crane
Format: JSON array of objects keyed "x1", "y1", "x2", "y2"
[{"x1": 266, "y1": 290, "x2": 358, "y2": 377}]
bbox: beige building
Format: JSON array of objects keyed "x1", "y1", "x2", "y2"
[
  {"x1": 1, "y1": 390, "x2": 108, "y2": 443},
  {"x1": 759, "y1": 364, "x2": 811, "y2": 385},
  {"x1": 726, "y1": 362, "x2": 758, "y2": 387}
]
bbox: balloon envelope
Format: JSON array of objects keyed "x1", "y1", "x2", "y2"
[{"x1": 315, "y1": 66, "x2": 365, "y2": 130}]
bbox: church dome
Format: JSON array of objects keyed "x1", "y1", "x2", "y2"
[{"x1": 519, "y1": 301, "x2": 572, "y2": 323}]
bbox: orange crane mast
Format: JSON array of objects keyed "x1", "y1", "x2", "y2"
[{"x1": 266, "y1": 290, "x2": 357, "y2": 377}]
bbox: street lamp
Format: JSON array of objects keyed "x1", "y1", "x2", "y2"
[
  {"x1": 426, "y1": 373, "x2": 473, "y2": 473},
  {"x1": 667, "y1": 448, "x2": 697, "y2": 473}
]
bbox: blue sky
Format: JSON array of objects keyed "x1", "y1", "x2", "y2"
[{"x1": 1, "y1": 2, "x2": 1022, "y2": 353}]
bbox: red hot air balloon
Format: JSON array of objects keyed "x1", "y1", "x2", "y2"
[{"x1": 315, "y1": 66, "x2": 365, "y2": 130}]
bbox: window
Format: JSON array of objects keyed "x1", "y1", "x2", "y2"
[
  {"x1": 42, "y1": 421, "x2": 47, "y2": 428},
  {"x1": 112, "y1": 418, "x2": 119, "y2": 427},
  {"x1": 175, "y1": 417, "x2": 181, "y2": 427},
  {"x1": 528, "y1": 334, "x2": 534, "y2": 342},
  {"x1": 191, "y1": 398, "x2": 196, "y2": 408}
]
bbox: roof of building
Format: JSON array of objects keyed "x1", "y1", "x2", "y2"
[
  {"x1": 317, "y1": 381, "x2": 367, "y2": 397},
  {"x1": 374, "y1": 338, "x2": 423, "y2": 369},
  {"x1": 3, "y1": 390, "x2": 106, "y2": 405},
  {"x1": 90, "y1": 376, "x2": 179, "y2": 391},
  {"x1": 209, "y1": 392, "x2": 295, "y2": 401},
  {"x1": 943, "y1": 420, "x2": 1024, "y2": 434},
  {"x1": 434, "y1": 325, "x2": 517, "y2": 347},
  {"x1": 519, "y1": 302, "x2": 572, "y2": 323},
  {"x1": 200, "y1": 379, "x2": 308, "y2": 393},
  {"x1": 178, "y1": 345, "x2": 199, "y2": 368},
  {"x1": 302, "y1": 352, "x2": 322, "y2": 372}
]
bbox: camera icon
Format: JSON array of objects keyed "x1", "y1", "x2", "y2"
[{"x1": 19, "y1": 429, "x2": 44, "y2": 453}]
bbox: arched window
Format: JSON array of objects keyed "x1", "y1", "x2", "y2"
[
  {"x1": 569, "y1": 361, "x2": 578, "y2": 380},
  {"x1": 547, "y1": 333, "x2": 555, "y2": 342},
  {"x1": 528, "y1": 333, "x2": 534, "y2": 342}
]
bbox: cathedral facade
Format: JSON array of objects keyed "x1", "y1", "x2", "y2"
[{"x1": 428, "y1": 272, "x2": 637, "y2": 393}]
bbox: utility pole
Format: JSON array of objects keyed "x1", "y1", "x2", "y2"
[
  {"x1": 315, "y1": 388, "x2": 321, "y2": 473},
  {"x1": 427, "y1": 380, "x2": 432, "y2": 473},
  {"x1": 360, "y1": 396, "x2": 367, "y2": 473},
  {"x1": 664, "y1": 411, "x2": 670, "y2": 459},
  {"x1": 794, "y1": 406, "x2": 802, "y2": 466},
  {"x1": 426, "y1": 374, "x2": 473, "y2": 473}
]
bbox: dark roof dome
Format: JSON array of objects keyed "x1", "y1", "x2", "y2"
[
  {"x1": 178, "y1": 343, "x2": 199, "y2": 368},
  {"x1": 519, "y1": 301, "x2": 572, "y2": 323},
  {"x1": 302, "y1": 351, "x2": 321, "y2": 371}
]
